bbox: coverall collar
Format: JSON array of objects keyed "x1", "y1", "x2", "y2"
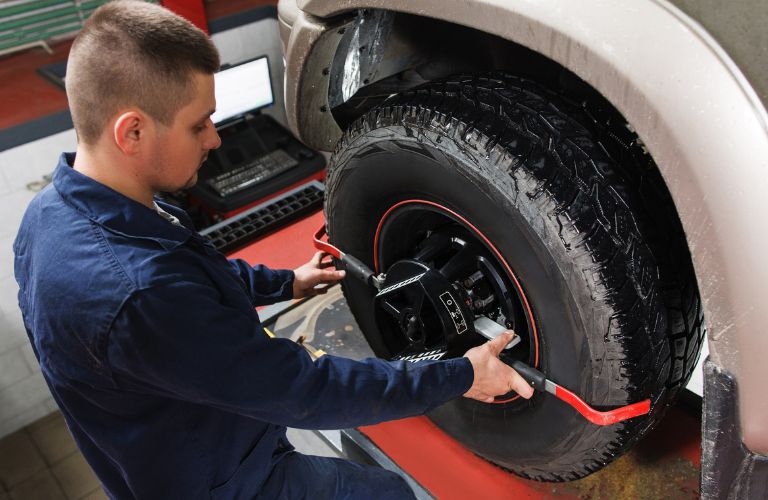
[{"x1": 53, "y1": 152, "x2": 194, "y2": 250}]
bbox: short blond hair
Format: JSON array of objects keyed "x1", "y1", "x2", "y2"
[{"x1": 66, "y1": 0, "x2": 220, "y2": 144}]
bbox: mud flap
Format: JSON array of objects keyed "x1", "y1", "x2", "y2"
[{"x1": 701, "y1": 357, "x2": 768, "y2": 499}]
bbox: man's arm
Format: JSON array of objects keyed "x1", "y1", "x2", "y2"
[
  {"x1": 108, "y1": 280, "x2": 473, "y2": 429},
  {"x1": 228, "y1": 259, "x2": 295, "y2": 306},
  {"x1": 228, "y1": 252, "x2": 345, "y2": 306}
]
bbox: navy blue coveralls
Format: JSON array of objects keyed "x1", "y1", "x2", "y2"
[{"x1": 13, "y1": 154, "x2": 474, "y2": 499}]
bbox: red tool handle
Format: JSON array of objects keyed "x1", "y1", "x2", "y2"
[
  {"x1": 313, "y1": 225, "x2": 342, "y2": 259},
  {"x1": 553, "y1": 385, "x2": 651, "y2": 426},
  {"x1": 510, "y1": 360, "x2": 651, "y2": 425},
  {"x1": 313, "y1": 225, "x2": 379, "y2": 288}
]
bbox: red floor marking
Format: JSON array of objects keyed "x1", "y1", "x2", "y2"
[
  {"x1": 206, "y1": 0, "x2": 275, "y2": 19},
  {"x1": 162, "y1": 0, "x2": 209, "y2": 33},
  {"x1": 0, "y1": 39, "x2": 72, "y2": 130},
  {"x1": 360, "y1": 417, "x2": 579, "y2": 499},
  {"x1": 361, "y1": 405, "x2": 702, "y2": 499},
  {"x1": 0, "y1": 0, "x2": 278, "y2": 129}
]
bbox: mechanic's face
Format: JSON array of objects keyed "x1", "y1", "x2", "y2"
[{"x1": 149, "y1": 72, "x2": 221, "y2": 192}]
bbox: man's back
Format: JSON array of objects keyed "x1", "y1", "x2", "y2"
[{"x1": 14, "y1": 154, "x2": 300, "y2": 498}]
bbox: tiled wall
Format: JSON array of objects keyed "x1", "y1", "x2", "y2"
[
  {"x1": 0, "y1": 18, "x2": 287, "y2": 438},
  {"x1": 0, "y1": 130, "x2": 79, "y2": 439}
]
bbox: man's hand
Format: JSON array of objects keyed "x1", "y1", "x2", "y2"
[
  {"x1": 293, "y1": 251, "x2": 346, "y2": 299},
  {"x1": 463, "y1": 332, "x2": 534, "y2": 403}
]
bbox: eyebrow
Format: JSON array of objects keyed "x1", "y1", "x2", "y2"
[{"x1": 197, "y1": 108, "x2": 216, "y2": 123}]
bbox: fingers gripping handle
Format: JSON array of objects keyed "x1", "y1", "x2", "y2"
[
  {"x1": 313, "y1": 225, "x2": 381, "y2": 289},
  {"x1": 509, "y1": 360, "x2": 551, "y2": 394}
]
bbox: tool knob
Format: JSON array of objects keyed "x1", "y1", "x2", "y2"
[
  {"x1": 341, "y1": 254, "x2": 376, "y2": 287},
  {"x1": 509, "y1": 360, "x2": 547, "y2": 393}
]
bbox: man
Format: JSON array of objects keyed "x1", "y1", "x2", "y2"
[{"x1": 13, "y1": 2, "x2": 533, "y2": 498}]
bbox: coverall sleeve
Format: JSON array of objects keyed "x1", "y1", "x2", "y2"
[
  {"x1": 107, "y1": 281, "x2": 474, "y2": 430},
  {"x1": 228, "y1": 259, "x2": 295, "y2": 306}
]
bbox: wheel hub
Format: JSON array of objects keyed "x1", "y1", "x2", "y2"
[
  {"x1": 373, "y1": 224, "x2": 533, "y2": 368},
  {"x1": 374, "y1": 259, "x2": 477, "y2": 360}
]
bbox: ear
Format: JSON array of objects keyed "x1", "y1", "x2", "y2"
[{"x1": 112, "y1": 110, "x2": 147, "y2": 155}]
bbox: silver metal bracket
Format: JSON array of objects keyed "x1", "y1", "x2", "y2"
[{"x1": 473, "y1": 316, "x2": 520, "y2": 350}]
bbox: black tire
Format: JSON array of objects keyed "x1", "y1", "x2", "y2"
[{"x1": 325, "y1": 74, "x2": 704, "y2": 480}]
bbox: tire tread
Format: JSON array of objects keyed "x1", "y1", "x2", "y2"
[{"x1": 326, "y1": 73, "x2": 704, "y2": 480}]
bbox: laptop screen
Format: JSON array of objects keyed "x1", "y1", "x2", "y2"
[{"x1": 211, "y1": 56, "x2": 274, "y2": 126}]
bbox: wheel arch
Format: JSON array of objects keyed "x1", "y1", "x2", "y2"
[{"x1": 281, "y1": 0, "x2": 768, "y2": 452}]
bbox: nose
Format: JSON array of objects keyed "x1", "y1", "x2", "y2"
[{"x1": 205, "y1": 121, "x2": 222, "y2": 150}]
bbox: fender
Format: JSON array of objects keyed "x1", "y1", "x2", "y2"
[{"x1": 282, "y1": 0, "x2": 768, "y2": 453}]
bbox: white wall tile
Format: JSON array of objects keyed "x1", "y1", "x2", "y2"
[
  {"x1": 0, "y1": 308, "x2": 27, "y2": 354},
  {"x1": 43, "y1": 398, "x2": 60, "y2": 413},
  {"x1": 0, "y1": 188, "x2": 36, "y2": 240},
  {"x1": 0, "y1": 234, "x2": 14, "y2": 280},
  {"x1": 0, "y1": 347, "x2": 32, "y2": 390},
  {"x1": 20, "y1": 342, "x2": 39, "y2": 373},
  {"x1": 0, "y1": 372, "x2": 51, "y2": 421},
  {"x1": 0, "y1": 275, "x2": 21, "y2": 320},
  {"x1": 0, "y1": 129, "x2": 77, "y2": 193},
  {"x1": 0, "y1": 400, "x2": 54, "y2": 438},
  {"x1": 0, "y1": 167, "x2": 10, "y2": 197}
]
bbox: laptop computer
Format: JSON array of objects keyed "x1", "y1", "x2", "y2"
[{"x1": 191, "y1": 55, "x2": 324, "y2": 213}]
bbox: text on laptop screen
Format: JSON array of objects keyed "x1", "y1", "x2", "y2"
[{"x1": 211, "y1": 56, "x2": 274, "y2": 125}]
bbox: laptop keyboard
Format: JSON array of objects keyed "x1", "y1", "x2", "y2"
[
  {"x1": 200, "y1": 181, "x2": 325, "y2": 254},
  {"x1": 206, "y1": 149, "x2": 299, "y2": 198}
]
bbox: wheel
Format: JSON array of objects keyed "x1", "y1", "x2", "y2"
[{"x1": 325, "y1": 74, "x2": 704, "y2": 480}]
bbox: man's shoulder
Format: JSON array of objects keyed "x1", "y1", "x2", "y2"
[
  {"x1": 15, "y1": 183, "x2": 103, "y2": 293},
  {"x1": 14, "y1": 186, "x2": 128, "y2": 384},
  {"x1": 18, "y1": 182, "x2": 70, "y2": 230},
  {"x1": 16, "y1": 181, "x2": 94, "y2": 249},
  {"x1": 18, "y1": 184, "x2": 199, "y2": 284},
  {"x1": 16, "y1": 182, "x2": 132, "y2": 324},
  {"x1": 17, "y1": 182, "x2": 112, "y2": 268}
]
